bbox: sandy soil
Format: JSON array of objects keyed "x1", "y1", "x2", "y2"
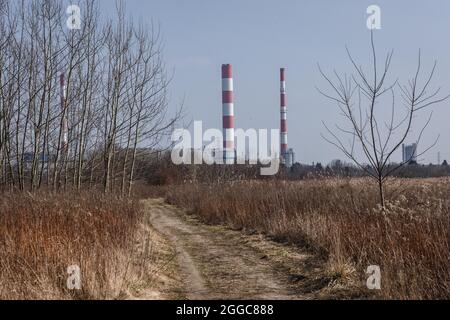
[{"x1": 142, "y1": 199, "x2": 356, "y2": 300}]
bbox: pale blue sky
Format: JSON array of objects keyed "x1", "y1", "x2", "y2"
[{"x1": 98, "y1": 0, "x2": 450, "y2": 165}]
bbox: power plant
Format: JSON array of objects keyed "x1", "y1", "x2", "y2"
[
  {"x1": 220, "y1": 65, "x2": 295, "y2": 168},
  {"x1": 285, "y1": 148, "x2": 295, "y2": 168},
  {"x1": 221, "y1": 64, "x2": 235, "y2": 164},
  {"x1": 280, "y1": 68, "x2": 289, "y2": 167},
  {"x1": 402, "y1": 143, "x2": 418, "y2": 164},
  {"x1": 60, "y1": 73, "x2": 68, "y2": 153}
]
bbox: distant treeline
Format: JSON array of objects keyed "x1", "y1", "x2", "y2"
[
  {"x1": 289, "y1": 160, "x2": 450, "y2": 179},
  {"x1": 141, "y1": 152, "x2": 450, "y2": 185}
]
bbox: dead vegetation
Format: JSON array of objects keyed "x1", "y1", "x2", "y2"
[
  {"x1": 165, "y1": 177, "x2": 450, "y2": 299},
  {"x1": 0, "y1": 191, "x2": 174, "y2": 300}
]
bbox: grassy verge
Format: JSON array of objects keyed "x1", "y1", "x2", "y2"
[
  {"x1": 165, "y1": 177, "x2": 450, "y2": 299},
  {"x1": 0, "y1": 191, "x2": 166, "y2": 299}
]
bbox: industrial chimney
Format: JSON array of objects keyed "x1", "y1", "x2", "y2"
[
  {"x1": 280, "y1": 68, "x2": 288, "y2": 165},
  {"x1": 222, "y1": 64, "x2": 235, "y2": 164},
  {"x1": 60, "y1": 73, "x2": 68, "y2": 153}
]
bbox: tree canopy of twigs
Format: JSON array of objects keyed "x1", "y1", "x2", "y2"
[
  {"x1": 0, "y1": 0, "x2": 183, "y2": 194},
  {"x1": 317, "y1": 31, "x2": 449, "y2": 207}
]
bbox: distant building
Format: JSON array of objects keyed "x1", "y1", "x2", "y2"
[
  {"x1": 21, "y1": 152, "x2": 55, "y2": 171},
  {"x1": 402, "y1": 143, "x2": 417, "y2": 164},
  {"x1": 285, "y1": 148, "x2": 295, "y2": 168}
]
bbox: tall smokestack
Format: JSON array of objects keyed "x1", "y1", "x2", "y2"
[
  {"x1": 280, "y1": 68, "x2": 287, "y2": 165},
  {"x1": 222, "y1": 64, "x2": 235, "y2": 164},
  {"x1": 60, "y1": 73, "x2": 68, "y2": 153}
]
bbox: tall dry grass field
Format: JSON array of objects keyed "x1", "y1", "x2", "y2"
[
  {"x1": 0, "y1": 191, "x2": 153, "y2": 300},
  {"x1": 166, "y1": 177, "x2": 450, "y2": 299}
]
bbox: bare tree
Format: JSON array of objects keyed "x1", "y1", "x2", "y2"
[{"x1": 318, "y1": 32, "x2": 449, "y2": 208}]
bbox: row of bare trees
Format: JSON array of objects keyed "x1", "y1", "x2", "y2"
[{"x1": 0, "y1": 0, "x2": 180, "y2": 194}]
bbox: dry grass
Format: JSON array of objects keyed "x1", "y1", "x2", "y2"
[
  {"x1": 166, "y1": 177, "x2": 450, "y2": 299},
  {"x1": 0, "y1": 191, "x2": 160, "y2": 300}
]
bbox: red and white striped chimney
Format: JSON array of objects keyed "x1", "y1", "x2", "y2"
[
  {"x1": 222, "y1": 64, "x2": 235, "y2": 164},
  {"x1": 280, "y1": 68, "x2": 287, "y2": 164},
  {"x1": 60, "y1": 73, "x2": 68, "y2": 153}
]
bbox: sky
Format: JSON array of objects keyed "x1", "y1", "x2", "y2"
[{"x1": 98, "y1": 0, "x2": 450, "y2": 165}]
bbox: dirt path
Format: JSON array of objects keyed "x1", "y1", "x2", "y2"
[{"x1": 143, "y1": 199, "x2": 345, "y2": 300}]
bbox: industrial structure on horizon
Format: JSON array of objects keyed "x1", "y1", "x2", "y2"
[
  {"x1": 221, "y1": 64, "x2": 235, "y2": 165},
  {"x1": 60, "y1": 73, "x2": 69, "y2": 154},
  {"x1": 402, "y1": 143, "x2": 418, "y2": 164},
  {"x1": 285, "y1": 148, "x2": 295, "y2": 168},
  {"x1": 220, "y1": 64, "x2": 294, "y2": 168},
  {"x1": 280, "y1": 68, "x2": 290, "y2": 167}
]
